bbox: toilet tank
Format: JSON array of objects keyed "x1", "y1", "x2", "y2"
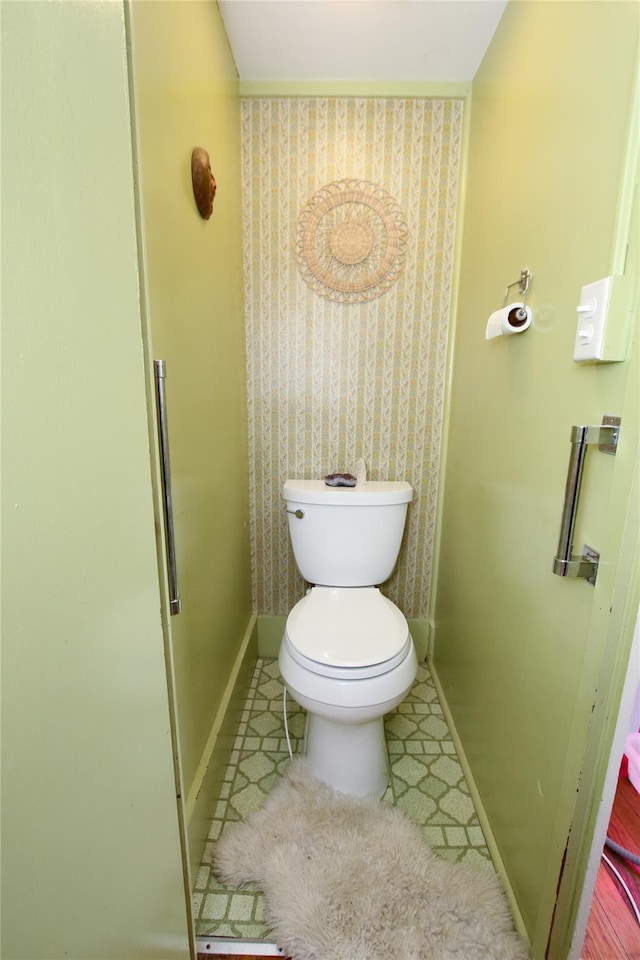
[{"x1": 283, "y1": 479, "x2": 413, "y2": 586}]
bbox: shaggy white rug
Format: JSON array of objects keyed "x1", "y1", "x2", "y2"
[{"x1": 214, "y1": 759, "x2": 529, "y2": 960}]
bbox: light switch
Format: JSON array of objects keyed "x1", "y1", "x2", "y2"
[{"x1": 573, "y1": 275, "x2": 632, "y2": 362}]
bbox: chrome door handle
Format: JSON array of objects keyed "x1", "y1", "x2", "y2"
[
  {"x1": 552, "y1": 416, "x2": 620, "y2": 585},
  {"x1": 154, "y1": 360, "x2": 181, "y2": 615}
]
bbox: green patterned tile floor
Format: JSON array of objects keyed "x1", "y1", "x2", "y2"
[{"x1": 193, "y1": 657, "x2": 491, "y2": 939}]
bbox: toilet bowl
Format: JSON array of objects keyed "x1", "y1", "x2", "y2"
[
  {"x1": 278, "y1": 479, "x2": 417, "y2": 798},
  {"x1": 279, "y1": 586, "x2": 417, "y2": 797}
]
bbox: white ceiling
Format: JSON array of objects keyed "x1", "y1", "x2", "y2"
[{"x1": 218, "y1": 0, "x2": 508, "y2": 83}]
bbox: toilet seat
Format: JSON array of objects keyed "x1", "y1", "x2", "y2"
[{"x1": 284, "y1": 586, "x2": 410, "y2": 680}]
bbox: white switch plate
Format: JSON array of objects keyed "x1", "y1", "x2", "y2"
[
  {"x1": 573, "y1": 275, "x2": 632, "y2": 362},
  {"x1": 573, "y1": 277, "x2": 611, "y2": 361}
]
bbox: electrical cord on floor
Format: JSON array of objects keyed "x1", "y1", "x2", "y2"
[
  {"x1": 605, "y1": 836, "x2": 640, "y2": 867},
  {"x1": 601, "y1": 849, "x2": 640, "y2": 926},
  {"x1": 283, "y1": 687, "x2": 294, "y2": 759}
]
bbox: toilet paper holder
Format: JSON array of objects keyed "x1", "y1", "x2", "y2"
[
  {"x1": 485, "y1": 269, "x2": 534, "y2": 340},
  {"x1": 504, "y1": 268, "x2": 532, "y2": 303},
  {"x1": 503, "y1": 268, "x2": 532, "y2": 319}
]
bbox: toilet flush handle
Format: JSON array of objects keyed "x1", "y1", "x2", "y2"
[{"x1": 286, "y1": 508, "x2": 305, "y2": 519}]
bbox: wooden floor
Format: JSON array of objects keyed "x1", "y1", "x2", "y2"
[{"x1": 582, "y1": 774, "x2": 640, "y2": 960}]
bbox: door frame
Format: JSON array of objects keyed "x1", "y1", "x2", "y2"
[
  {"x1": 546, "y1": 79, "x2": 639, "y2": 957},
  {"x1": 548, "y1": 494, "x2": 639, "y2": 958},
  {"x1": 122, "y1": 3, "x2": 197, "y2": 956},
  {"x1": 568, "y1": 607, "x2": 640, "y2": 959}
]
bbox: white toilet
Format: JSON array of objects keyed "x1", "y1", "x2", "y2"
[{"x1": 278, "y1": 478, "x2": 417, "y2": 798}]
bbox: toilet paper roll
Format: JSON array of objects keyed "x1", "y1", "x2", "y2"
[{"x1": 485, "y1": 302, "x2": 532, "y2": 340}]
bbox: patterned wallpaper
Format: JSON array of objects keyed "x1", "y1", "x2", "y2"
[{"x1": 241, "y1": 97, "x2": 464, "y2": 619}]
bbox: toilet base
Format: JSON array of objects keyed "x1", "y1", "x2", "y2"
[{"x1": 303, "y1": 712, "x2": 389, "y2": 798}]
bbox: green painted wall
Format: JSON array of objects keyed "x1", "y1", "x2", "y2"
[
  {"x1": 434, "y1": 1, "x2": 639, "y2": 954},
  {"x1": 1, "y1": 2, "x2": 191, "y2": 956},
  {"x1": 127, "y1": 0, "x2": 253, "y2": 811}
]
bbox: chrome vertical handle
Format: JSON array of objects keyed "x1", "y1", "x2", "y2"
[
  {"x1": 553, "y1": 425, "x2": 591, "y2": 578},
  {"x1": 154, "y1": 360, "x2": 181, "y2": 615},
  {"x1": 552, "y1": 417, "x2": 620, "y2": 584}
]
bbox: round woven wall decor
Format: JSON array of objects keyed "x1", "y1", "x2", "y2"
[{"x1": 295, "y1": 179, "x2": 408, "y2": 303}]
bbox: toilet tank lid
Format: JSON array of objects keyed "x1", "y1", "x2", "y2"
[{"x1": 283, "y1": 479, "x2": 413, "y2": 505}]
